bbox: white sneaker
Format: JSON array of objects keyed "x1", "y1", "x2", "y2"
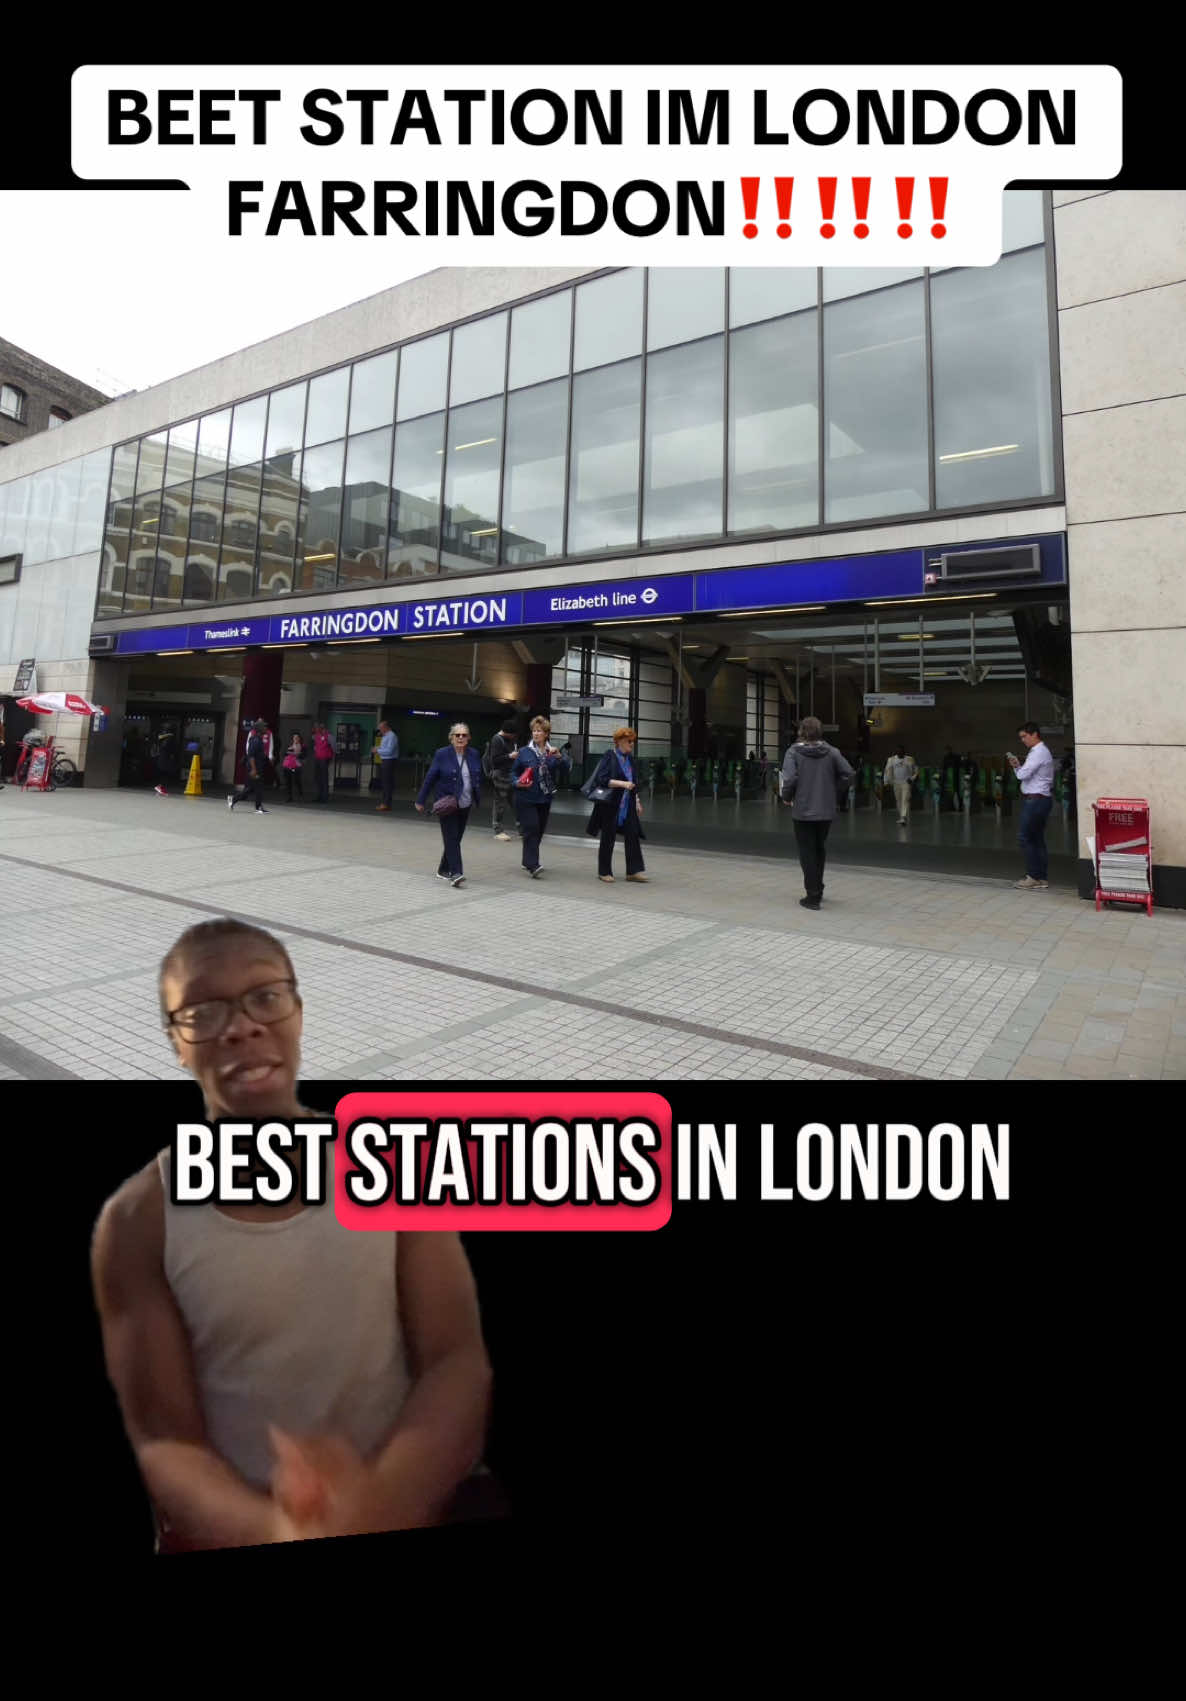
[
  {"x1": 435, "y1": 872, "x2": 451, "y2": 881},
  {"x1": 227, "y1": 794, "x2": 235, "y2": 809},
  {"x1": 255, "y1": 806, "x2": 269, "y2": 815},
  {"x1": 1014, "y1": 875, "x2": 1039, "y2": 889},
  {"x1": 451, "y1": 874, "x2": 466, "y2": 888},
  {"x1": 154, "y1": 786, "x2": 167, "y2": 796},
  {"x1": 494, "y1": 832, "x2": 511, "y2": 842},
  {"x1": 530, "y1": 865, "x2": 543, "y2": 878}
]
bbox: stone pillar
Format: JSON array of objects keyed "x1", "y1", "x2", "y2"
[
  {"x1": 1055, "y1": 190, "x2": 1186, "y2": 906},
  {"x1": 235, "y1": 649, "x2": 284, "y2": 781},
  {"x1": 81, "y1": 658, "x2": 131, "y2": 787}
]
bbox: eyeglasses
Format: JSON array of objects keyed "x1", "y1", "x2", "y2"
[
  {"x1": 452, "y1": 734, "x2": 470, "y2": 740},
  {"x1": 165, "y1": 979, "x2": 299, "y2": 1041}
]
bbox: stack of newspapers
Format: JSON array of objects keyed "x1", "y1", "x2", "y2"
[{"x1": 1087, "y1": 834, "x2": 1150, "y2": 893}]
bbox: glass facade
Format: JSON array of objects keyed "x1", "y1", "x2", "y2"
[{"x1": 0, "y1": 194, "x2": 1056, "y2": 623}]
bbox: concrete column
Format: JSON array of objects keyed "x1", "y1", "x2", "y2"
[
  {"x1": 524, "y1": 662, "x2": 552, "y2": 720},
  {"x1": 1055, "y1": 190, "x2": 1186, "y2": 905},
  {"x1": 81, "y1": 658, "x2": 130, "y2": 787},
  {"x1": 687, "y1": 688, "x2": 708, "y2": 757}
]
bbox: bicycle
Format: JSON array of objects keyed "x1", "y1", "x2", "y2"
[{"x1": 48, "y1": 754, "x2": 78, "y2": 790}]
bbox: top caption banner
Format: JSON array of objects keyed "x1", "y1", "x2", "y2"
[{"x1": 72, "y1": 64, "x2": 1122, "y2": 267}]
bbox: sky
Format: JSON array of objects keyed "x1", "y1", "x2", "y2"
[{"x1": 1, "y1": 190, "x2": 431, "y2": 398}]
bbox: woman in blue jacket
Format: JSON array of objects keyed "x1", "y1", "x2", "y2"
[
  {"x1": 510, "y1": 716, "x2": 570, "y2": 878},
  {"x1": 414, "y1": 722, "x2": 483, "y2": 888},
  {"x1": 585, "y1": 726, "x2": 648, "y2": 883}
]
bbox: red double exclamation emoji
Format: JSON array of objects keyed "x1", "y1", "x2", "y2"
[
  {"x1": 818, "y1": 178, "x2": 870, "y2": 238},
  {"x1": 741, "y1": 177, "x2": 794, "y2": 238},
  {"x1": 896, "y1": 178, "x2": 949, "y2": 238}
]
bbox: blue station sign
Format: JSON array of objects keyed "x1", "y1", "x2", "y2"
[{"x1": 106, "y1": 537, "x2": 1064, "y2": 657}]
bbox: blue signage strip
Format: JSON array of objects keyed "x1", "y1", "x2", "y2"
[
  {"x1": 696, "y1": 550, "x2": 925, "y2": 614},
  {"x1": 523, "y1": 574, "x2": 695, "y2": 624}
]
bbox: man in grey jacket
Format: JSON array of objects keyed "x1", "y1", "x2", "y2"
[{"x1": 781, "y1": 716, "x2": 856, "y2": 910}]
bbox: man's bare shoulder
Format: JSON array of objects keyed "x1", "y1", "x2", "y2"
[{"x1": 93, "y1": 1157, "x2": 166, "y2": 1275}]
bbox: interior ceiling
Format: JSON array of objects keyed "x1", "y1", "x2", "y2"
[{"x1": 631, "y1": 597, "x2": 1069, "y2": 682}]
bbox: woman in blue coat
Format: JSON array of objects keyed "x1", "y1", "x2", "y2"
[
  {"x1": 510, "y1": 716, "x2": 570, "y2": 878},
  {"x1": 585, "y1": 726, "x2": 648, "y2": 883},
  {"x1": 414, "y1": 722, "x2": 483, "y2": 888}
]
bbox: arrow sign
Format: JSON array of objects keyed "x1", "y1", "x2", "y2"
[{"x1": 464, "y1": 642, "x2": 482, "y2": 692}]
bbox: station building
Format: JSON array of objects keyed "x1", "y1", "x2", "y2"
[{"x1": 1, "y1": 190, "x2": 1183, "y2": 902}]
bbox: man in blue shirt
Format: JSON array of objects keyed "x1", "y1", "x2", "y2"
[
  {"x1": 1008, "y1": 722, "x2": 1055, "y2": 890},
  {"x1": 376, "y1": 721, "x2": 399, "y2": 812},
  {"x1": 228, "y1": 720, "x2": 270, "y2": 815}
]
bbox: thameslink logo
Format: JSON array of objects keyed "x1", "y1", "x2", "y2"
[{"x1": 204, "y1": 624, "x2": 254, "y2": 640}]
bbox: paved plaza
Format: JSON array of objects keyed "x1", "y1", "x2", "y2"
[{"x1": 0, "y1": 787, "x2": 1182, "y2": 1084}]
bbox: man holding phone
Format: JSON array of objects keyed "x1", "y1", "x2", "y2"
[{"x1": 1008, "y1": 722, "x2": 1055, "y2": 890}]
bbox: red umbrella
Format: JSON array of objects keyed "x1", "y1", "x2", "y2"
[{"x1": 16, "y1": 692, "x2": 105, "y2": 715}]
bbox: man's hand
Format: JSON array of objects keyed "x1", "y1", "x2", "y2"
[
  {"x1": 415, "y1": 802, "x2": 425, "y2": 812},
  {"x1": 269, "y1": 1427, "x2": 407, "y2": 1541}
]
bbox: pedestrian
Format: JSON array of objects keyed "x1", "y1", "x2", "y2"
[
  {"x1": 228, "y1": 720, "x2": 270, "y2": 814},
  {"x1": 510, "y1": 715, "x2": 569, "y2": 878},
  {"x1": 780, "y1": 715, "x2": 855, "y2": 911},
  {"x1": 883, "y1": 745, "x2": 918, "y2": 826},
  {"x1": 415, "y1": 722, "x2": 483, "y2": 889},
  {"x1": 1007, "y1": 722, "x2": 1055, "y2": 891},
  {"x1": 483, "y1": 715, "x2": 519, "y2": 841},
  {"x1": 942, "y1": 746, "x2": 961, "y2": 810},
  {"x1": 311, "y1": 723, "x2": 334, "y2": 802},
  {"x1": 282, "y1": 732, "x2": 306, "y2": 803},
  {"x1": 153, "y1": 728, "x2": 180, "y2": 797},
  {"x1": 90, "y1": 916, "x2": 496, "y2": 1552},
  {"x1": 375, "y1": 720, "x2": 399, "y2": 812},
  {"x1": 585, "y1": 726, "x2": 648, "y2": 884}
]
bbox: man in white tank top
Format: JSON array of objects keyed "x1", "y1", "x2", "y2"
[{"x1": 91, "y1": 919, "x2": 494, "y2": 1551}]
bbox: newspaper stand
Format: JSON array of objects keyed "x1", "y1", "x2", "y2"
[
  {"x1": 20, "y1": 738, "x2": 55, "y2": 791},
  {"x1": 1092, "y1": 798, "x2": 1153, "y2": 916}
]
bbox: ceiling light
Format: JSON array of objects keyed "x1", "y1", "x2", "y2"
[
  {"x1": 467, "y1": 527, "x2": 498, "y2": 537},
  {"x1": 154, "y1": 649, "x2": 193, "y2": 656},
  {"x1": 719, "y1": 605, "x2": 826, "y2": 618},
  {"x1": 591, "y1": 616, "x2": 681, "y2": 625},
  {"x1": 865, "y1": 593, "x2": 998, "y2": 606},
  {"x1": 304, "y1": 552, "x2": 335, "y2": 563}
]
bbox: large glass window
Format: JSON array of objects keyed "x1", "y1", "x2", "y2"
[
  {"x1": 340, "y1": 426, "x2": 392, "y2": 587},
  {"x1": 643, "y1": 337, "x2": 724, "y2": 544},
  {"x1": 502, "y1": 379, "x2": 568, "y2": 564},
  {"x1": 258, "y1": 461, "x2": 300, "y2": 596},
  {"x1": 729, "y1": 309, "x2": 819, "y2": 534},
  {"x1": 98, "y1": 442, "x2": 138, "y2": 614},
  {"x1": 153, "y1": 482, "x2": 191, "y2": 608},
  {"x1": 305, "y1": 368, "x2": 350, "y2": 447},
  {"x1": 196, "y1": 408, "x2": 232, "y2": 473},
  {"x1": 228, "y1": 395, "x2": 267, "y2": 467},
  {"x1": 824, "y1": 279, "x2": 928, "y2": 523},
  {"x1": 646, "y1": 268, "x2": 725, "y2": 350},
  {"x1": 397, "y1": 333, "x2": 449, "y2": 421},
  {"x1": 389, "y1": 411, "x2": 444, "y2": 576},
  {"x1": 349, "y1": 349, "x2": 398, "y2": 434},
  {"x1": 730, "y1": 269, "x2": 816, "y2": 328},
  {"x1": 73, "y1": 448, "x2": 111, "y2": 556},
  {"x1": 217, "y1": 461, "x2": 262, "y2": 600},
  {"x1": 574, "y1": 270, "x2": 643, "y2": 370},
  {"x1": 294, "y1": 438, "x2": 345, "y2": 591},
  {"x1": 932, "y1": 247, "x2": 1055, "y2": 508},
  {"x1": 450, "y1": 312, "x2": 507, "y2": 405},
  {"x1": 568, "y1": 358, "x2": 641, "y2": 555},
  {"x1": 441, "y1": 396, "x2": 503, "y2": 570},
  {"x1": 48, "y1": 457, "x2": 83, "y2": 560},
  {"x1": 165, "y1": 420, "x2": 199, "y2": 489},
  {"x1": 509, "y1": 291, "x2": 571, "y2": 388},
  {"x1": 25, "y1": 471, "x2": 54, "y2": 565},
  {"x1": 265, "y1": 381, "x2": 307, "y2": 464}
]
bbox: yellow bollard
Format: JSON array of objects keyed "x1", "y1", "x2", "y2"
[{"x1": 184, "y1": 753, "x2": 203, "y2": 796}]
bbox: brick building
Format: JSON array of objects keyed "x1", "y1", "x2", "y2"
[{"x1": 0, "y1": 336, "x2": 110, "y2": 449}]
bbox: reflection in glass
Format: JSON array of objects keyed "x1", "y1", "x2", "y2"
[
  {"x1": 442, "y1": 396, "x2": 503, "y2": 570},
  {"x1": 824, "y1": 280, "x2": 927, "y2": 523},
  {"x1": 153, "y1": 481, "x2": 191, "y2": 608},
  {"x1": 509, "y1": 291, "x2": 571, "y2": 389},
  {"x1": 258, "y1": 459, "x2": 301, "y2": 596},
  {"x1": 450, "y1": 312, "x2": 508, "y2": 406},
  {"x1": 396, "y1": 333, "x2": 449, "y2": 421},
  {"x1": 196, "y1": 409, "x2": 232, "y2": 472},
  {"x1": 933, "y1": 249, "x2": 1055, "y2": 508},
  {"x1": 1002, "y1": 189, "x2": 1045, "y2": 252},
  {"x1": 823, "y1": 267, "x2": 924, "y2": 302},
  {"x1": 643, "y1": 337, "x2": 724, "y2": 543},
  {"x1": 25, "y1": 471, "x2": 54, "y2": 564},
  {"x1": 4, "y1": 477, "x2": 30, "y2": 562},
  {"x1": 305, "y1": 367, "x2": 350, "y2": 447},
  {"x1": 294, "y1": 439, "x2": 345, "y2": 591},
  {"x1": 568, "y1": 358, "x2": 641, "y2": 554},
  {"x1": 646, "y1": 268, "x2": 725, "y2": 350},
  {"x1": 503, "y1": 379, "x2": 568, "y2": 564},
  {"x1": 136, "y1": 430, "x2": 168, "y2": 496},
  {"x1": 389, "y1": 411, "x2": 444, "y2": 576},
  {"x1": 729, "y1": 267, "x2": 817, "y2": 327},
  {"x1": 126, "y1": 485, "x2": 162, "y2": 614},
  {"x1": 265, "y1": 382, "x2": 307, "y2": 464},
  {"x1": 218, "y1": 462, "x2": 262, "y2": 600},
  {"x1": 349, "y1": 349, "x2": 398, "y2": 435},
  {"x1": 48, "y1": 457, "x2": 83, "y2": 560},
  {"x1": 729, "y1": 310, "x2": 819, "y2": 533},
  {"x1": 340, "y1": 427, "x2": 392, "y2": 588},
  {"x1": 75, "y1": 448, "x2": 113, "y2": 557},
  {"x1": 165, "y1": 420, "x2": 199, "y2": 488},
  {"x1": 189, "y1": 471, "x2": 226, "y2": 560},
  {"x1": 574, "y1": 271, "x2": 643, "y2": 370},
  {"x1": 229, "y1": 395, "x2": 267, "y2": 467}
]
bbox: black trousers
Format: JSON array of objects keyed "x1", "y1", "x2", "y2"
[
  {"x1": 437, "y1": 806, "x2": 470, "y2": 876},
  {"x1": 314, "y1": 757, "x2": 331, "y2": 801},
  {"x1": 380, "y1": 758, "x2": 397, "y2": 807},
  {"x1": 599, "y1": 817, "x2": 645, "y2": 877},
  {"x1": 515, "y1": 799, "x2": 552, "y2": 869},
  {"x1": 233, "y1": 772, "x2": 266, "y2": 810},
  {"x1": 793, "y1": 818, "x2": 831, "y2": 899},
  {"x1": 284, "y1": 765, "x2": 303, "y2": 801}
]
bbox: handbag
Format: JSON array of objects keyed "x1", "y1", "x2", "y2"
[
  {"x1": 431, "y1": 793, "x2": 460, "y2": 817},
  {"x1": 515, "y1": 767, "x2": 534, "y2": 789},
  {"x1": 580, "y1": 769, "x2": 613, "y2": 803}
]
